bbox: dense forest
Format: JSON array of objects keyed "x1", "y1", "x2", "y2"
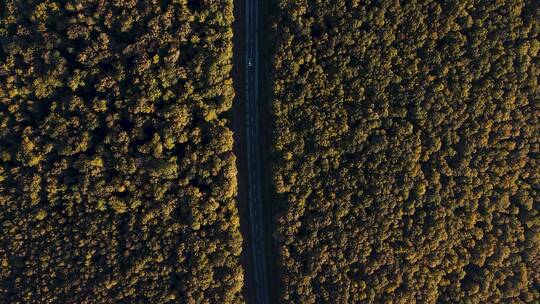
[
  {"x1": 0, "y1": 1, "x2": 243, "y2": 303},
  {"x1": 271, "y1": 0, "x2": 540, "y2": 303}
]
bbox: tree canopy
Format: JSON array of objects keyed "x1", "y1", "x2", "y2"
[
  {"x1": 0, "y1": 1, "x2": 243, "y2": 303},
  {"x1": 271, "y1": 0, "x2": 540, "y2": 303}
]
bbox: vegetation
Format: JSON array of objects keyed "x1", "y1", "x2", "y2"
[
  {"x1": 0, "y1": 1, "x2": 243, "y2": 303},
  {"x1": 271, "y1": 0, "x2": 540, "y2": 303}
]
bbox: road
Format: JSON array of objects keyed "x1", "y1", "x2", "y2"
[{"x1": 245, "y1": 0, "x2": 269, "y2": 302}]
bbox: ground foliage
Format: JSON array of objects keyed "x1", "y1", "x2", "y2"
[
  {"x1": 271, "y1": 0, "x2": 540, "y2": 302},
  {"x1": 0, "y1": 1, "x2": 243, "y2": 303}
]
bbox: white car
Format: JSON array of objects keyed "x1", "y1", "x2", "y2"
[{"x1": 248, "y1": 59, "x2": 252, "y2": 67}]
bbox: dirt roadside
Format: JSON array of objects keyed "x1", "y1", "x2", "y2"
[{"x1": 259, "y1": 0, "x2": 280, "y2": 301}]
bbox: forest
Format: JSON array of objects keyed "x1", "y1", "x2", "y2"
[
  {"x1": 271, "y1": 0, "x2": 540, "y2": 303},
  {"x1": 0, "y1": 1, "x2": 243, "y2": 303}
]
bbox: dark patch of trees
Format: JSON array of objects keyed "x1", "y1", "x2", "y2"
[
  {"x1": 0, "y1": 1, "x2": 243, "y2": 303},
  {"x1": 271, "y1": 0, "x2": 540, "y2": 303}
]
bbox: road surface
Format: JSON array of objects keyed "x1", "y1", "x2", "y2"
[{"x1": 245, "y1": 0, "x2": 269, "y2": 302}]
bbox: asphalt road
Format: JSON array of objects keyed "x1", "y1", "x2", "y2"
[{"x1": 245, "y1": 0, "x2": 269, "y2": 302}]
